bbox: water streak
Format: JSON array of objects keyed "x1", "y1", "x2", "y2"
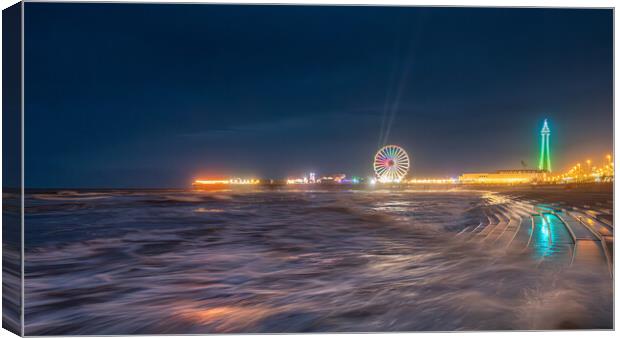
[{"x1": 24, "y1": 189, "x2": 612, "y2": 334}]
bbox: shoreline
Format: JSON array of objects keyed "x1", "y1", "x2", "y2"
[{"x1": 486, "y1": 183, "x2": 613, "y2": 219}]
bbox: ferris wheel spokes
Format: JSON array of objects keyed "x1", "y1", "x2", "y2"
[{"x1": 373, "y1": 145, "x2": 410, "y2": 183}]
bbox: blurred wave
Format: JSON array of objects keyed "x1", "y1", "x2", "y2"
[{"x1": 24, "y1": 189, "x2": 612, "y2": 334}]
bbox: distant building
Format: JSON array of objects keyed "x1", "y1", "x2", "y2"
[
  {"x1": 318, "y1": 174, "x2": 346, "y2": 184},
  {"x1": 459, "y1": 170, "x2": 546, "y2": 184}
]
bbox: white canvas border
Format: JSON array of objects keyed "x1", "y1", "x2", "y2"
[{"x1": 0, "y1": 1, "x2": 616, "y2": 338}]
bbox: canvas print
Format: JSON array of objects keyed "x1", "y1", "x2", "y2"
[{"x1": 2, "y1": 2, "x2": 614, "y2": 335}]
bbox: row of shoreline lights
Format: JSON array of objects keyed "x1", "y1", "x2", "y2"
[
  {"x1": 192, "y1": 155, "x2": 612, "y2": 186},
  {"x1": 194, "y1": 175, "x2": 459, "y2": 185},
  {"x1": 193, "y1": 178, "x2": 260, "y2": 185},
  {"x1": 545, "y1": 154, "x2": 613, "y2": 183},
  {"x1": 285, "y1": 153, "x2": 614, "y2": 185},
  {"x1": 191, "y1": 166, "x2": 612, "y2": 186}
]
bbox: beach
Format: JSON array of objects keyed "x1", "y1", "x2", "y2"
[{"x1": 20, "y1": 185, "x2": 614, "y2": 334}]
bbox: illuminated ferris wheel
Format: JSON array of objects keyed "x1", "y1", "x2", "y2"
[{"x1": 373, "y1": 145, "x2": 410, "y2": 183}]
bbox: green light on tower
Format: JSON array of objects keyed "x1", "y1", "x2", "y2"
[{"x1": 538, "y1": 119, "x2": 551, "y2": 172}]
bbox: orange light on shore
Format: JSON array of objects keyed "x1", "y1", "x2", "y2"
[
  {"x1": 193, "y1": 178, "x2": 260, "y2": 185},
  {"x1": 228, "y1": 178, "x2": 260, "y2": 185},
  {"x1": 194, "y1": 179, "x2": 230, "y2": 185},
  {"x1": 286, "y1": 178, "x2": 306, "y2": 185},
  {"x1": 545, "y1": 154, "x2": 614, "y2": 183},
  {"x1": 408, "y1": 178, "x2": 457, "y2": 184}
]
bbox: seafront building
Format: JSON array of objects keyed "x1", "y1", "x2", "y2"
[
  {"x1": 458, "y1": 169, "x2": 546, "y2": 184},
  {"x1": 457, "y1": 120, "x2": 552, "y2": 184}
]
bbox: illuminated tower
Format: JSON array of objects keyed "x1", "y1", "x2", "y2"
[{"x1": 538, "y1": 119, "x2": 551, "y2": 172}]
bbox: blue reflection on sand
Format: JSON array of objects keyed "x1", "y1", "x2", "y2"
[{"x1": 530, "y1": 213, "x2": 573, "y2": 262}]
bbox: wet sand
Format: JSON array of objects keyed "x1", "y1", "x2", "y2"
[{"x1": 488, "y1": 183, "x2": 613, "y2": 225}]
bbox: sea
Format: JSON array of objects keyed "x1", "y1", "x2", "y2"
[{"x1": 22, "y1": 188, "x2": 613, "y2": 334}]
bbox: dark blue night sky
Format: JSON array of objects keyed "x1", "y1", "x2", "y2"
[{"x1": 25, "y1": 4, "x2": 612, "y2": 188}]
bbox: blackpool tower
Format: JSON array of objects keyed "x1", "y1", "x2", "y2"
[{"x1": 538, "y1": 119, "x2": 551, "y2": 172}]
